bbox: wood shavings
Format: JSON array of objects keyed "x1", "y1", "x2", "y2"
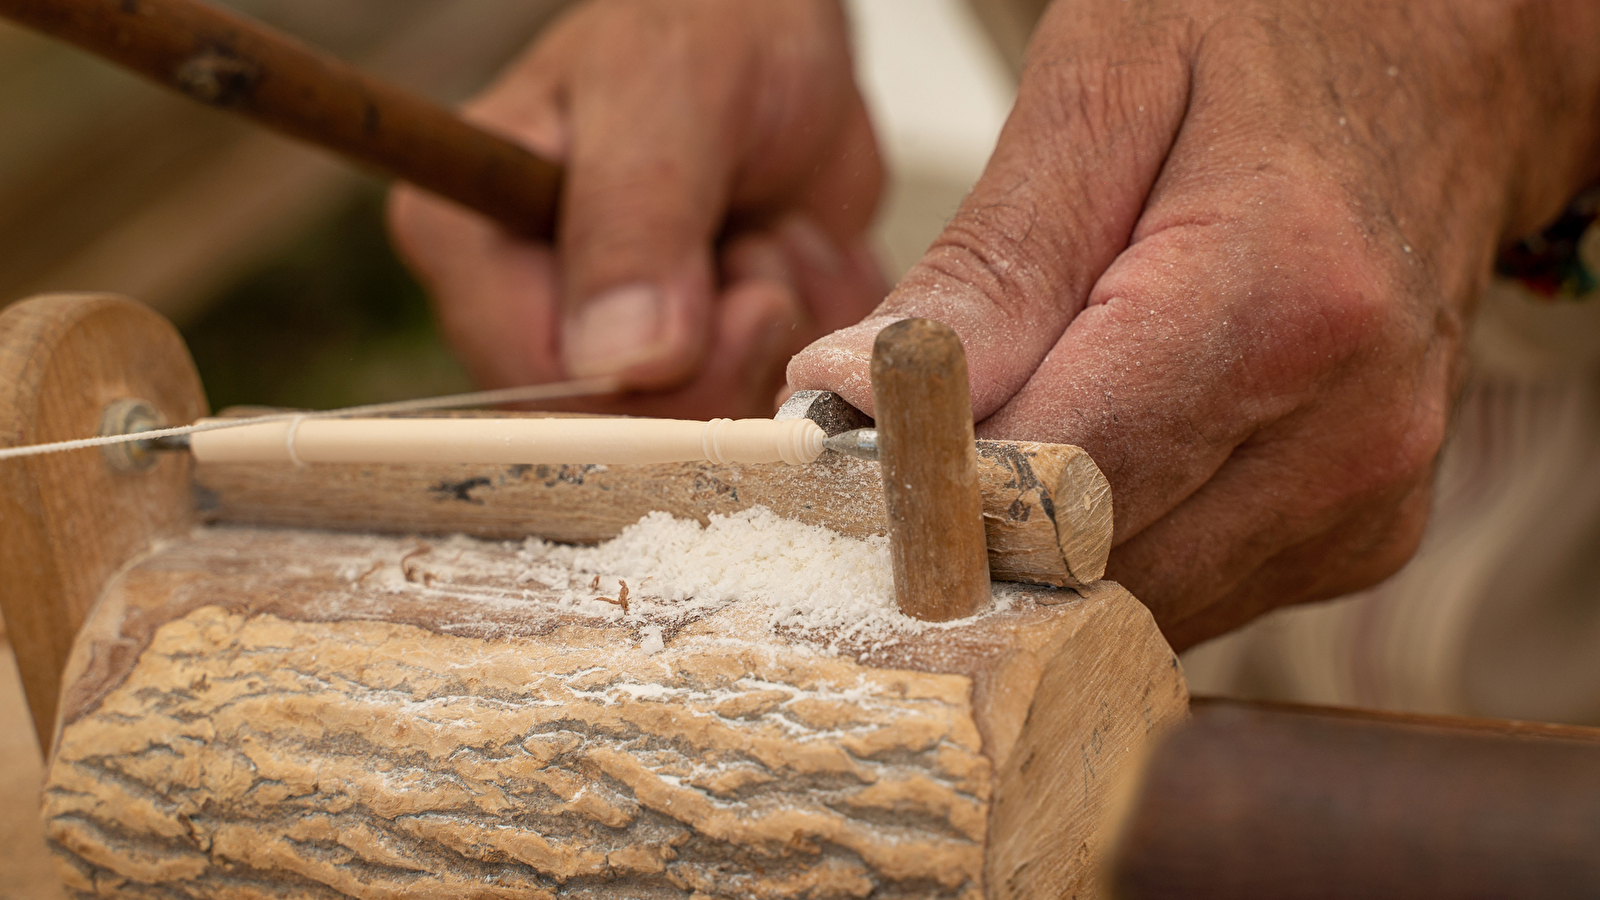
[{"x1": 593, "y1": 579, "x2": 630, "y2": 613}]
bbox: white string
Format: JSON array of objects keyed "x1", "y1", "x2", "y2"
[{"x1": 0, "y1": 375, "x2": 623, "y2": 462}]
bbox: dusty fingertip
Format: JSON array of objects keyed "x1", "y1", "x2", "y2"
[
  {"x1": 785, "y1": 318, "x2": 892, "y2": 414},
  {"x1": 789, "y1": 314, "x2": 906, "y2": 367}
]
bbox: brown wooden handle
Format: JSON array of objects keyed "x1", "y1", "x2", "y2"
[
  {"x1": 0, "y1": 0, "x2": 562, "y2": 239},
  {"x1": 870, "y1": 318, "x2": 991, "y2": 622},
  {"x1": 1108, "y1": 699, "x2": 1600, "y2": 899}
]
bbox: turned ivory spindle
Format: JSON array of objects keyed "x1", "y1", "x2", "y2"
[
  {"x1": 189, "y1": 417, "x2": 827, "y2": 467},
  {"x1": 871, "y1": 318, "x2": 991, "y2": 621}
]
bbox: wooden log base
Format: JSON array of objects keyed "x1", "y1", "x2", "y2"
[{"x1": 44, "y1": 526, "x2": 1186, "y2": 899}]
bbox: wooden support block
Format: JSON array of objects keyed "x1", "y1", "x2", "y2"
[
  {"x1": 44, "y1": 526, "x2": 1187, "y2": 899},
  {"x1": 193, "y1": 436, "x2": 1113, "y2": 588},
  {"x1": 872, "y1": 318, "x2": 991, "y2": 622},
  {"x1": 0, "y1": 293, "x2": 206, "y2": 751}
]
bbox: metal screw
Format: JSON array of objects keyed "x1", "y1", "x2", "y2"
[{"x1": 97, "y1": 399, "x2": 166, "y2": 472}]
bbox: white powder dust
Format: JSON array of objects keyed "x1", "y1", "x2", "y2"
[
  {"x1": 514, "y1": 507, "x2": 1000, "y2": 649},
  {"x1": 637, "y1": 624, "x2": 665, "y2": 655}
]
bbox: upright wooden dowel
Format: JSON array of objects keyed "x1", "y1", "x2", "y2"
[
  {"x1": 0, "y1": 0, "x2": 562, "y2": 239},
  {"x1": 871, "y1": 318, "x2": 990, "y2": 621}
]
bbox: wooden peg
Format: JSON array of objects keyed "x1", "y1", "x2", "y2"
[{"x1": 871, "y1": 318, "x2": 990, "y2": 621}]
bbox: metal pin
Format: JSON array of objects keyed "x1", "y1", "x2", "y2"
[
  {"x1": 148, "y1": 434, "x2": 192, "y2": 452},
  {"x1": 824, "y1": 428, "x2": 879, "y2": 461}
]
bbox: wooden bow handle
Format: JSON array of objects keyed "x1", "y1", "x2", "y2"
[{"x1": 0, "y1": 0, "x2": 562, "y2": 238}]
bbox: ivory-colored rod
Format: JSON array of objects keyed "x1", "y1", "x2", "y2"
[{"x1": 189, "y1": 417, "x2": 827, "y2": 467}]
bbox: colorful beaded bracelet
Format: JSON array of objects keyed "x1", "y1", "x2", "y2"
[{"x1": 1495, "y1": 186, "x2": 1600, "y2": 301}]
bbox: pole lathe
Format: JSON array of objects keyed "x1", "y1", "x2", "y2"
[
  {"x1": 0, "y1": 0, "x2": 1037, "y2": 620},
  {"x1": 0, "y1": 293, "x2": 1187, "y2": 900},
  {"x1": 180, "y1": 318, "x2": 1003, "y2": 623}
]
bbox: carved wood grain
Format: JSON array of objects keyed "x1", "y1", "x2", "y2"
[{"x1": 45, "y1": 525, "x2": 1186, "y2": 899}]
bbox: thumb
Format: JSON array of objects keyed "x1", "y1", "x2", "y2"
[
  {"x1": 554, "y1": 28, "x2": 740, "y2": 388},
  {"x1": 787, "y1": 6, "x2": 1193, "y2": 417}
]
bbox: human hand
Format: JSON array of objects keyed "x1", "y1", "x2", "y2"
[
  {"x1": 790, "y1": 0, "x2": 1600, "y2": 648},
  {"x1": 388, "y1": 0, "x2": 885, "y2": 417}
]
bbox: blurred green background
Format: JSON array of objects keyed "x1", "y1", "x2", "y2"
[{"x1": 180, "y1": 188, "x2": 469, "y2": 411}]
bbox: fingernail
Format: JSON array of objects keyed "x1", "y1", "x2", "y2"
[
  {"x1": 733, "y1": 238, "x2": 796, "y2": 290},
  {"x1": 782, "y1": 216, "x2": 843, "y2": 275},
  {"x1": 563, "y1": 283, "x2": 665, "y2": 378}
]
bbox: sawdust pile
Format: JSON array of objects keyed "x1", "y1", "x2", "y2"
[{"x1": 515, "y1": 507, "x2": 999, "y2": 649}]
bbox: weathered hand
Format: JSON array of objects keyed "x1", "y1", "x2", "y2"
[
  {"x1": 790, "y1": 0, "x2": 1600, "y2": 648},
  {"x1": 388, "y1": 0, "x2": 885, "y2": 417}
]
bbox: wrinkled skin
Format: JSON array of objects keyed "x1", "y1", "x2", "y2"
[{"x1": 391, "y1": 0, "x2": 1600, "y2": 649}]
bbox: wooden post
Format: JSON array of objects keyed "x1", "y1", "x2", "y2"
[
  {"x1": 871, "y1": 318, "x2": 990, "y2": 621},
  {"x1": 0, "y1": 0, "x2": 563, "y2": 238}
]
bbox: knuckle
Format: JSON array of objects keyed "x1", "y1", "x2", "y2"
[
  {"x1": 1318, "y1": 479, "x2": 1435, "y2": 599},
  {"x1": 915, "y1": 200, "x2": 1071, "y2": 322},
  {"x1": 562, "y1": 166, "x2": 705, "y2": 275},
  {"x1": 1219, "y1": 183, "x2": 1459, "y2": 534}
]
